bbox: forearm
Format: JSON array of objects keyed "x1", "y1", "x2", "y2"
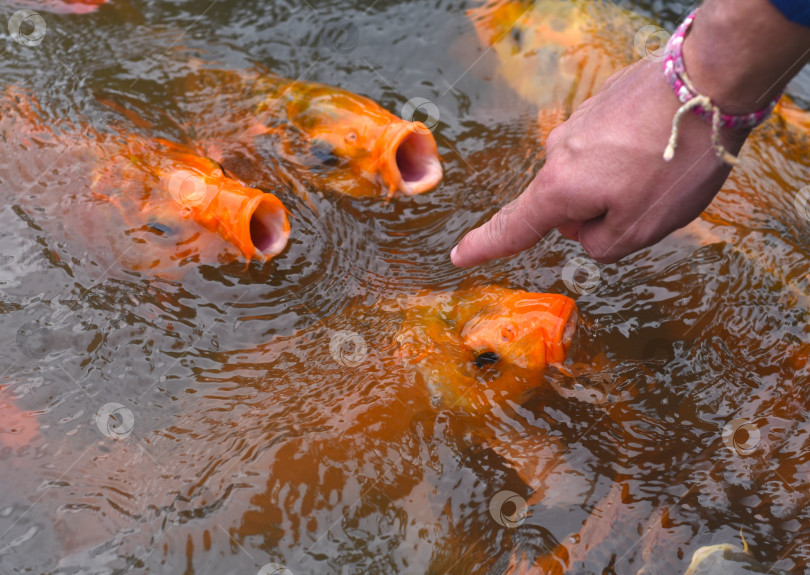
[{"x1": 684, "y1": 0, "x2": 810, "y2": 114}]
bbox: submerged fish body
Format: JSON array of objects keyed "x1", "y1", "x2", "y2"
[
  {"x1": 0, "y1": 386, "x2": 39, "y2": 451},
  {"x1": 0, "y1": 89, "x2": 290, "y2": 276},
  {"x1": 468, "y1": 0, "x2": 641, "y2": 133},
  {"x1": 395, "y1": 286, "x2": 577, "y2": 413},
  {"x1": 169, "y1": 68, "x2": 443, "y2": 199},
  {"x1": 468, "y1": 0, "x2": 810, "y2": 138},
  {"x1": 10, "y1": 0, "x2": 109, "y2": 14},
  {"x1": 470, "y1": 0, "x2": 810, "y2": 320},
  {"x1": 39, "y1": 285, "x2": 585, "y2": 572}
]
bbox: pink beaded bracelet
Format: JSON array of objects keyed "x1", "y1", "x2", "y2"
[{"x1": 662, "y1": 9, "x2": 782, "y2": 165}]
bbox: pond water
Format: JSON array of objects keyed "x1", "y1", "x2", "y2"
[{"x1": 0, "y1": 0, "x2": 809, "y2": 573}]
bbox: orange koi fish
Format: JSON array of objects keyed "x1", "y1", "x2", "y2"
[
  {"x1": 467, "y1": 0, "x2": 640, "y2": 134},
  {"x1": 0, "y1": 386, "x2": 39, "y2": 451},
  {"x1": 92, "y1": 138, "x2": 290, "y2": 265},
  {"x1": 167, "y1": 67, "x2": 443, "y2": 199},
  {"x1": 395, "y1": 286, "x2": 578, "y2": 413},
  {"x1": 1, "y1": 89, "x2": 289, "y2": 276},
  {"x1": 468, "y1": 0, "x2": 810, "y2": 139}
]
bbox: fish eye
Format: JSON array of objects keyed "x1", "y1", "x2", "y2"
[
  {"x1": 146, "y1": 221, "x2": 174, "y2": 236},
  {"x1": 474, "y1": 351, "x2": 500, "y2": 369},
  {"x1": 345, "y1": 130, "x2": 357, "y2": 144},
  {"x1": 309, "y1": 142, "x2": 340, "y2": 166},
  {"x1": 510, "y1": 27, "x2": 522, "y2": 49}
]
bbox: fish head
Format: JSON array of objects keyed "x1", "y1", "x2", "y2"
[
  {"x1": 376, "y1": 120, "x2": 443, "y2": 197},
  {"x1": 281, "y1": 85, "x2": 443, "y2": 197},
  {"x1": 395, "y1": 288, "x2": 579, "y2": 413},
  {"x1": 201, "y1": 176, "x2": 291, "y2": 262},
  {"x1": 461, "y1": 291, "x2": 578, "y2": 370},
  {"x1": 157, "y1": 150, "x2": 291, "y2": 263}
]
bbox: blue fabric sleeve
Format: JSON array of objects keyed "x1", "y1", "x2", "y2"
[{"x1": 768, "y1": 0, "x2": 810, "y2": 26}]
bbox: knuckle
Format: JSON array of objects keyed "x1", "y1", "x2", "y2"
[
  {"x1": 582, "y1": 220, "x2": 650, "y2": 264},
  {"x1": 487, "y1": 206, "x2": 529, "y2": 255},
  {"x1": 562, "y1": 132, "x2": 587, "y2": 157}
]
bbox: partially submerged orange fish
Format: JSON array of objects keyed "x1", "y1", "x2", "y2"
[
  {"x1": 37, "y1": 285, "x2": 584, "y2": 572},
  {"x1": 165, "y1": 67, "x2": 443, "y2": 199},
  {"x1": 395, "y1": 286, "x2": 578, "y2": 412},
  {"x1": 467, "y1": 0, "x2": 640, "y2": 134},
  {"x1": 1, "y1": 89, "x2": 290, "y2": 276},
  {"x1": 11, "y1": 0, "x2": 109, "y2": 14},
  {"x1": 92, "y1": 138, "x2": 290, "y2": 264},
  {"x1": 469, "y1": 0, "x2": 810, "y2": 139},
  {"x1": 0, "y1": 386, "x2": 39, "y2": 451}
]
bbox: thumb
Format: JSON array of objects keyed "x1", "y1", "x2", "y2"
[{"x1": 451, "y1": 182, "x2": 568, "y2": 268}]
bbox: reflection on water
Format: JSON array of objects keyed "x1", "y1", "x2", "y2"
[{"x1": 0, "y1": 0, "x2": 808, "y2": 573}]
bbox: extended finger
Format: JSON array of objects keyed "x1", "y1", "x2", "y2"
[{"x1": 451, "y1": 178, "x2": 568, "y2": 267}]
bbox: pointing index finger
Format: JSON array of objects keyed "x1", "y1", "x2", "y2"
[{"x1": 450, "y1": 180, "x2": 569, "y2": 267}]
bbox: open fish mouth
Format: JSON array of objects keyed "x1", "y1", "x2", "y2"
[
  {"x1": 561, "y1": 308, "x2": 578, "y2": 352},
  {"x1": 247, "y1": 193, "x2": 290, "y2": 260},
  {"x1": 162, "y1": 166, "x2": 290, "y2": 263},
  {"x1": 380, "y1": 122, "x2": 443, "y2": 197}
]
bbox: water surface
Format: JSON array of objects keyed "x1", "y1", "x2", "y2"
[{"x1": 0, "y1": 0, "x2": 809, "y2": 573}]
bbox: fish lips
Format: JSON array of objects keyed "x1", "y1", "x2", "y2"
[{"x1": 378, "y1": 121, "x2": 443, "y2": 197}]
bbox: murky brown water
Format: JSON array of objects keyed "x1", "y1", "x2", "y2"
[{"x1": 0, "y1": 0, "x2": 809, "y2": 573}]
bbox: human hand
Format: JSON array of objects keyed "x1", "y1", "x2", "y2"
[
  {"x1": 451, "y1": 57, "x2": 746, "y2": 266},
  {"x1": 451, "y1": 0, "x2": 810, "y2": 267}
]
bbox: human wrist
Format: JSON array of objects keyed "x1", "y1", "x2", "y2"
[{"x1": 682, "y1": 0, "x2": 810, "y2": 115}]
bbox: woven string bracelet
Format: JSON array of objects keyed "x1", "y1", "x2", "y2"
[{"x1": 662, "y1": 9, "x2": 782, "y2": 165}]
